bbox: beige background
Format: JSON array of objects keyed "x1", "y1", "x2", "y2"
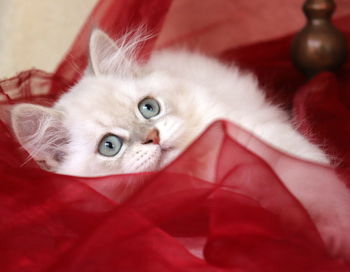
[
  {"x1": 0, "y1": 0, "x2": 97, "y2": 78},
  {"x1": 1, "y1": 0, "x2": 349, "y2": 80}
]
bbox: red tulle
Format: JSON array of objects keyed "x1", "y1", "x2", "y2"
[{"x1": 1, "y1": 0, "x2": 350, "y2": 271}]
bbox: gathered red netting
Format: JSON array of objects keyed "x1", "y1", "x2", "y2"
[{"x1": 1, "y1": 0, "x2": 350, "y2": 271}]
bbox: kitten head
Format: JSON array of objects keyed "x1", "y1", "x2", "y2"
[{"x1": 10, "y1": 29, "x2": 199, "y2": 176}]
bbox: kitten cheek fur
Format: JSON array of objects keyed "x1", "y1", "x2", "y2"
[{"x1": 121, "y1": 144, "x2": 161, "y2": 173}]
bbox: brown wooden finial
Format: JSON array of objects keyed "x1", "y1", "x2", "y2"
[{"x1": 291, "y1": 0, "x2": 347, "y2": 77}]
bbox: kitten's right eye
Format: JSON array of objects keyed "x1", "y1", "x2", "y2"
[
  {"x1": 98, "y1": 134, "x2": 123, "y2": 157},
  {"x1": 138, "y1": 97, "x2": 160, "y2": 119}
]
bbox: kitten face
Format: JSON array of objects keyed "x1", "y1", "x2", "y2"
[
  {"x1": 10, "y1": 29, "x2": 204, "y2": 177},
  {"x1": 54, "y1": 73, "x2": 189, "y2": 176}
]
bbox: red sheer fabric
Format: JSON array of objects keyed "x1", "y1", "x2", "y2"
[{"x1": 1, "y1": 0, "x2": 350, "y2": 271}]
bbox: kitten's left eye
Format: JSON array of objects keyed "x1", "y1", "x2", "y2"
[
  {"x1": 98, "y1": 134, "x2": 123, "y2": 157},
  {"x1": 138, "y1": 97, "x2": 160, "y2": 119}
]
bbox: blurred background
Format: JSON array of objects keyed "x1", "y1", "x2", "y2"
[
  {"x1": 0, "y1": 0, "x2": 97, "y2": 78},
  {"x1": 0, "y1": 0, "x2": 349, "y2": 79}
]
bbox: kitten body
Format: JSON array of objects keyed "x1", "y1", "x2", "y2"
[
  {"x1": 54, "y1": 50, "x2": 328, "y2": 176},
  {"x1": 10, "y1": 30, "x2": 350, "y2": 260}
]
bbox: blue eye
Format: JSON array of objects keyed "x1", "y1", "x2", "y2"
[
  {"x1": 138, "y1": 97, "x2": 160, "y2": 119},
  {"x1": 98, "y1": 134, "x2": 123, "y2": 157}
]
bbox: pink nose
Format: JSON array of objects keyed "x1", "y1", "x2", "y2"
[{"x1": 143, "y1": 129, "x2": 160, "y2": 145}]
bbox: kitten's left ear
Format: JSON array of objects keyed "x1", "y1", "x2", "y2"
[
  {"x1": 88, "y1": 29, "x2": 139, "y2": 76},
  {"x1": 11, "y1": 104, "x2": 70, "y2": 171}
]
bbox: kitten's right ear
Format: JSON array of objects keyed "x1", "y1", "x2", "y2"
[
  {"x1": 11, "y1": 104, "x2": 70, "y2": 171},
  {"x1": 88, "y1": 29, "x2": 118, "y2": 76},
  {"x1": 88, "y1": 28, "x2": 144, "y2": 76}
]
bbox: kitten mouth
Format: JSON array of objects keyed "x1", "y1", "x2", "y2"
[{"x1": 160, "y1": 145, "x2": 174, "y2": 152}]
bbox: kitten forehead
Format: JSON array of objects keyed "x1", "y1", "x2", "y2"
[
  {"x1": 54, "y1": 75, "x2": 159, "y2": 138},
  {"x1": 69, "y1": 76, "x2": 139, "y2": 99},
  {"x1": 57, "y1": 77, "x2": 138, "y2": 114}
]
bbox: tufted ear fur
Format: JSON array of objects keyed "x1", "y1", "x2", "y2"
[
  {"x1": 89, "y1": 29, "x2": 118, "y2": 75},
  {"x1": 88, "y1": 28, "x2": 148, "y2": 76},
  {"x1": 11, "y1": 104, "x2": 70, "y2": 171}
]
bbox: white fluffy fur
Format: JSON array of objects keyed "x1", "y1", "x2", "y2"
[{"x1": 10, "y1": 29, "x2": 350, "y2": 260}]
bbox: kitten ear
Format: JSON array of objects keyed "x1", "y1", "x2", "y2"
[
  {"x1": 11, "y1": 104, "x2": 69, "y2": 171},
  {"x1": 88, "y1": 29, "x2": 119, "y2": 75},
  {"x1": 88, "y1": 28, "x2": 143, "y2": 76}
]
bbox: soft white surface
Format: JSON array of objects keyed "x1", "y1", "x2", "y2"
[{"x1": 0, "y1": 0, "x2": 97, "y2": 78}]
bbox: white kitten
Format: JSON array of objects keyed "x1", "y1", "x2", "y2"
[{"x1": 10, "y1": 29, "x2": 350, "y2": 260}]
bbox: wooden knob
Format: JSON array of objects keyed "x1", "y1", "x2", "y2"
[{"x1": 291, "y1": 0, "x2": 347, "y2": 77}]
